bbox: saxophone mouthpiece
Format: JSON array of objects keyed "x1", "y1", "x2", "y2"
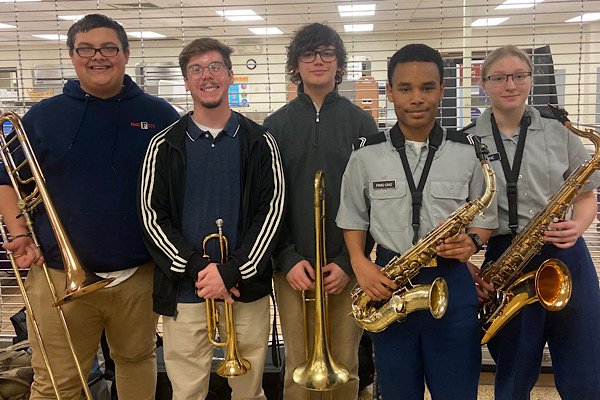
[{"x1": 547, "y1": 104, "x2": 570, "y2": 125}]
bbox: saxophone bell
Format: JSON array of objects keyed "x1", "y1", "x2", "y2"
[{"x1": 353, "y1": 277, "x2": 449, "y2": 333}]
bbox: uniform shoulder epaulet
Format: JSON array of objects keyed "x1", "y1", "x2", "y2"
[
  {"x1": 458, "y1": 121, "x2": 477, "y2": 133},
  {"x1": 445, "y1": 128, "x2": 476, "y2": 145},
  {"x1": 352, "y1": 131, "x2": 386, "y2": 150}
]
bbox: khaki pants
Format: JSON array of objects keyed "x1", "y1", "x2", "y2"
[
  {"x1": 163, "y1": 295, "x2": 270, "y2": 400},
  {"x1": 273, "y1": 271, "x2": 363, "y2": 400},
  {"x1": 25, "y1": 262, "x2": 158, "y2": 400}
]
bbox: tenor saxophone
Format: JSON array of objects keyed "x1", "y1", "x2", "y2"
[
  {"x1": 351, "y1": 135, "x2": 497, "y2": 332},
  {"x1": 478, "y1": 104, "x2": 599, "y2": 345}
]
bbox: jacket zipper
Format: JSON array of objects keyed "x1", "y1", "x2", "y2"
[{"x1": 314, "y1": 109, "x2": 320, "y2": 146}]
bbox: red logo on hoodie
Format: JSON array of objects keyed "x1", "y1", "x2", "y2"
[{"x1": 131, "y1": 122, "x2": 155, "y2": 129}]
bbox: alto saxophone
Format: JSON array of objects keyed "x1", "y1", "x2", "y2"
[
  {"x1": 351, "y1": 135, "x2": 497, "y2": 332},
  {"x1": 478, "y1": 104, "x2": 600, "y2": 345}
]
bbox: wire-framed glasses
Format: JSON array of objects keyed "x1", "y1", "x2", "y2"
[
  {"x1": 484, "y1": 72, "x2": 532, "y2": 86},
  {"x1": 187, "y1": 62, "x2": 229, "y2": 78}
]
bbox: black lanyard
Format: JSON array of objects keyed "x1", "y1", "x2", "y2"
[
  {"x1": 391, "y1": 123, "x2": 443, "y2": 245},
  {"x1": 491, "y1": 112, "x2": 531, "y2": 236}
]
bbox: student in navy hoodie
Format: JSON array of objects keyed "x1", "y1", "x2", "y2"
[{"x1": 0, "y1": 14, "x2": 179, "y2": 399}]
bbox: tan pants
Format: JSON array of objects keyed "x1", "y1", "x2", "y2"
[
  {"x1": 273, "y1": 271, "x2": 363, "y2": 400},
  {"x1": 25, "y1": 262, "x2": 158, "y2": 400},
  {"x1": 162, "y1": 295, "x2": 270, "y2": 400}
]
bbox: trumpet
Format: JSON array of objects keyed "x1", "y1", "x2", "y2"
[
  {"x1": 0, "y1": 111, "x2": 115, "y2": 399},
  {"x1": 202, "y1": 218, "x2": 250, "y2": 378},
  {"x1": 293, "y1": 170, "x2": 349, "y2": 395}
]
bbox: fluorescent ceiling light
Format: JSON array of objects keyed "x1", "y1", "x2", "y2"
[
  {"x1": 565, "y1": 13, "x2": 600, "y2": 23},
  {"x1": 249, "y1": 27, "x2": 282, "y2": 35},
  {"x1": 338, "y1": 4, "x2": 376, "y2": 17},
  {"x1": 33, "y1": 34, "x2": 67, "y2": 41},
  {"x1": 0, "y1": 23, "x2": 15, "y2": 28},
  {"x1": 471, "y1": 18, "x2": 509, "y2": 27},
  {"x1": 496, "y1": 0, "x2": 543, "y2": 9},
  {"x1": 344, "y1": 24, "x2": 373, "y2": 32},
  {"x1": 128, "y1": 31, "x2": 166, "y2": 39},
  {"x1": 59, "y1": 15, "x2": 85, "y2": 21},
  {"x1": 216, "y1": 10, "x2": 263, "y2": 22}
]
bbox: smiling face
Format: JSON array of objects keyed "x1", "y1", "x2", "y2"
[
  {"x1": 386, "y1": 61, "x2": 444, "y2": 140},
  {"x1": 184, "y1": 50, "x2": 233, "y2": 111},
  {"x1": 69, "y1": 27, "x2": 129, "y2": 99},
  {"x1": 482, "y1": 55, "x2": 532, "y2": 115}
]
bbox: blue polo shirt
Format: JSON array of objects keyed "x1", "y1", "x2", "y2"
[{"x1": 178, "y1": 111, "x2": 241, "y2": 303}]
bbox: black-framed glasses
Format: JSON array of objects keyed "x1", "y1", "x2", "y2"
[
  {"x1": 299, "y1": 49, "x2": 337, "y2": 63},
  {"x1": 75, "y1": 47, "x2": 121, "y2": 58},
  {"x1": 187, "y1": 62, "x2": 229, "y2": 78},
  {"x1": 484, "y1": 72, "x2": 532, "y2": 86}
]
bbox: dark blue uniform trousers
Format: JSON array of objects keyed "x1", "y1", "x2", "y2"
[
  {"x1": 370, "y1": 247, "x2": 480, "y2": 400},
  {"x1": 485, "y1": 236, "x2": 600, "y2": 400}
]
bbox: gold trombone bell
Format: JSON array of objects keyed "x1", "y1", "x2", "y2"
[
  {"x1": 293, "y1": 170, "x2": 349, "y2": 393},
  {"x1": 0, "y1": 111, "x2": 115, "y2": 399}
]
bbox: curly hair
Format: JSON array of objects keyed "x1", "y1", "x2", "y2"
[{"x1": 286, "y1": 23, "x2": 347, "y2": 85}]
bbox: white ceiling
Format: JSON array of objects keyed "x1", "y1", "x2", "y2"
[{"x1": 0, "y1": 0, "x2": 597, "y2": 47}]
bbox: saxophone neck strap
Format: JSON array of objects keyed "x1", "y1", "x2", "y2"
[
  {"x1": 491, "y1": 112, "x2": 532, "y2": 236},
  {"x1": 391, "y1": 122, "x2": 443, "y2": 245}
]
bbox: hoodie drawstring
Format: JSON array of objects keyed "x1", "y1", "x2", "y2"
[{"x1": 68, "y1": 94, "x2": 90, "y2": 150}]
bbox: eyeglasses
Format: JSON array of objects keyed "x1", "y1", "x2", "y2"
[
  {"x1": 187, "y1": 62, "x2": 229, "y2": 78},
  {"x1": 484, "y1": 72, "x2": 532, "y2": 86},
  {"x1": 299, "y1": 49, "x2": 337, "y2": 63},
  {"x1": 75, "y1": 47, "x2": 121, "y2": 58}
]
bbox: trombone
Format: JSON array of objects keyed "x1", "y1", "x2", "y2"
[
  {"x1": 0, "y1": 111, "x2": 115, "y2": 399},
  {"x1": 293, "y1": 170, "x2": 349, "y2": 397},
  {"x1": 202, "y1": 218, "x2": 250, "y2": 378}
]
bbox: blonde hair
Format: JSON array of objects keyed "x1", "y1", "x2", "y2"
[{"x1": 481, "y1": 45, "x2": 533, "y2": 81}]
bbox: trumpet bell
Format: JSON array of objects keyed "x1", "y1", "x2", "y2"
[{"x1": 216, "y1": 353, "x2": 251, "y2": 378}]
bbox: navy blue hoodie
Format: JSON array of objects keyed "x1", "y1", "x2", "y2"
[{"x1": 0, "y1": 75, "x2": 180, "y2": 272}]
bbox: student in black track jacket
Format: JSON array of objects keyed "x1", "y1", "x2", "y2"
[{"x1": 138, "y1": 38, "x2": 284, "y2": 400}]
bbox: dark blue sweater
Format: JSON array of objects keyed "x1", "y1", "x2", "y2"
[{"x1": 0, "y1": 75, "x2": 180, "y2": 272}]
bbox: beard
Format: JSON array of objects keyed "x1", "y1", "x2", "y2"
[
  {"x1": 198, "y1": 94, "x2": 227, "y2": 109},
  {"x1": 199, "y1": 97, "x2": 224, "y2": 109}
]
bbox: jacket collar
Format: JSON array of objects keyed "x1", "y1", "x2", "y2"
[
  {"x1": 164, "y1": 111, "x2": 266, "y2": 153},
  {"x1": 295, "y1": 82, "x2": 340, "y2": 109}
]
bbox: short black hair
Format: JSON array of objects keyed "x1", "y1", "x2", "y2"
[
  {"x1": 388, "y1": 44, "x2": 444, "y2": 85},
  {"x1": 67, "y1": 14, "x2": 128, "y2": 53},
  {"x1": 286, "y1": 23, "x2": 347, "y2": 85},
  {"x1": 178, "y1": 38, "x2": 234, "y2": 79}
]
